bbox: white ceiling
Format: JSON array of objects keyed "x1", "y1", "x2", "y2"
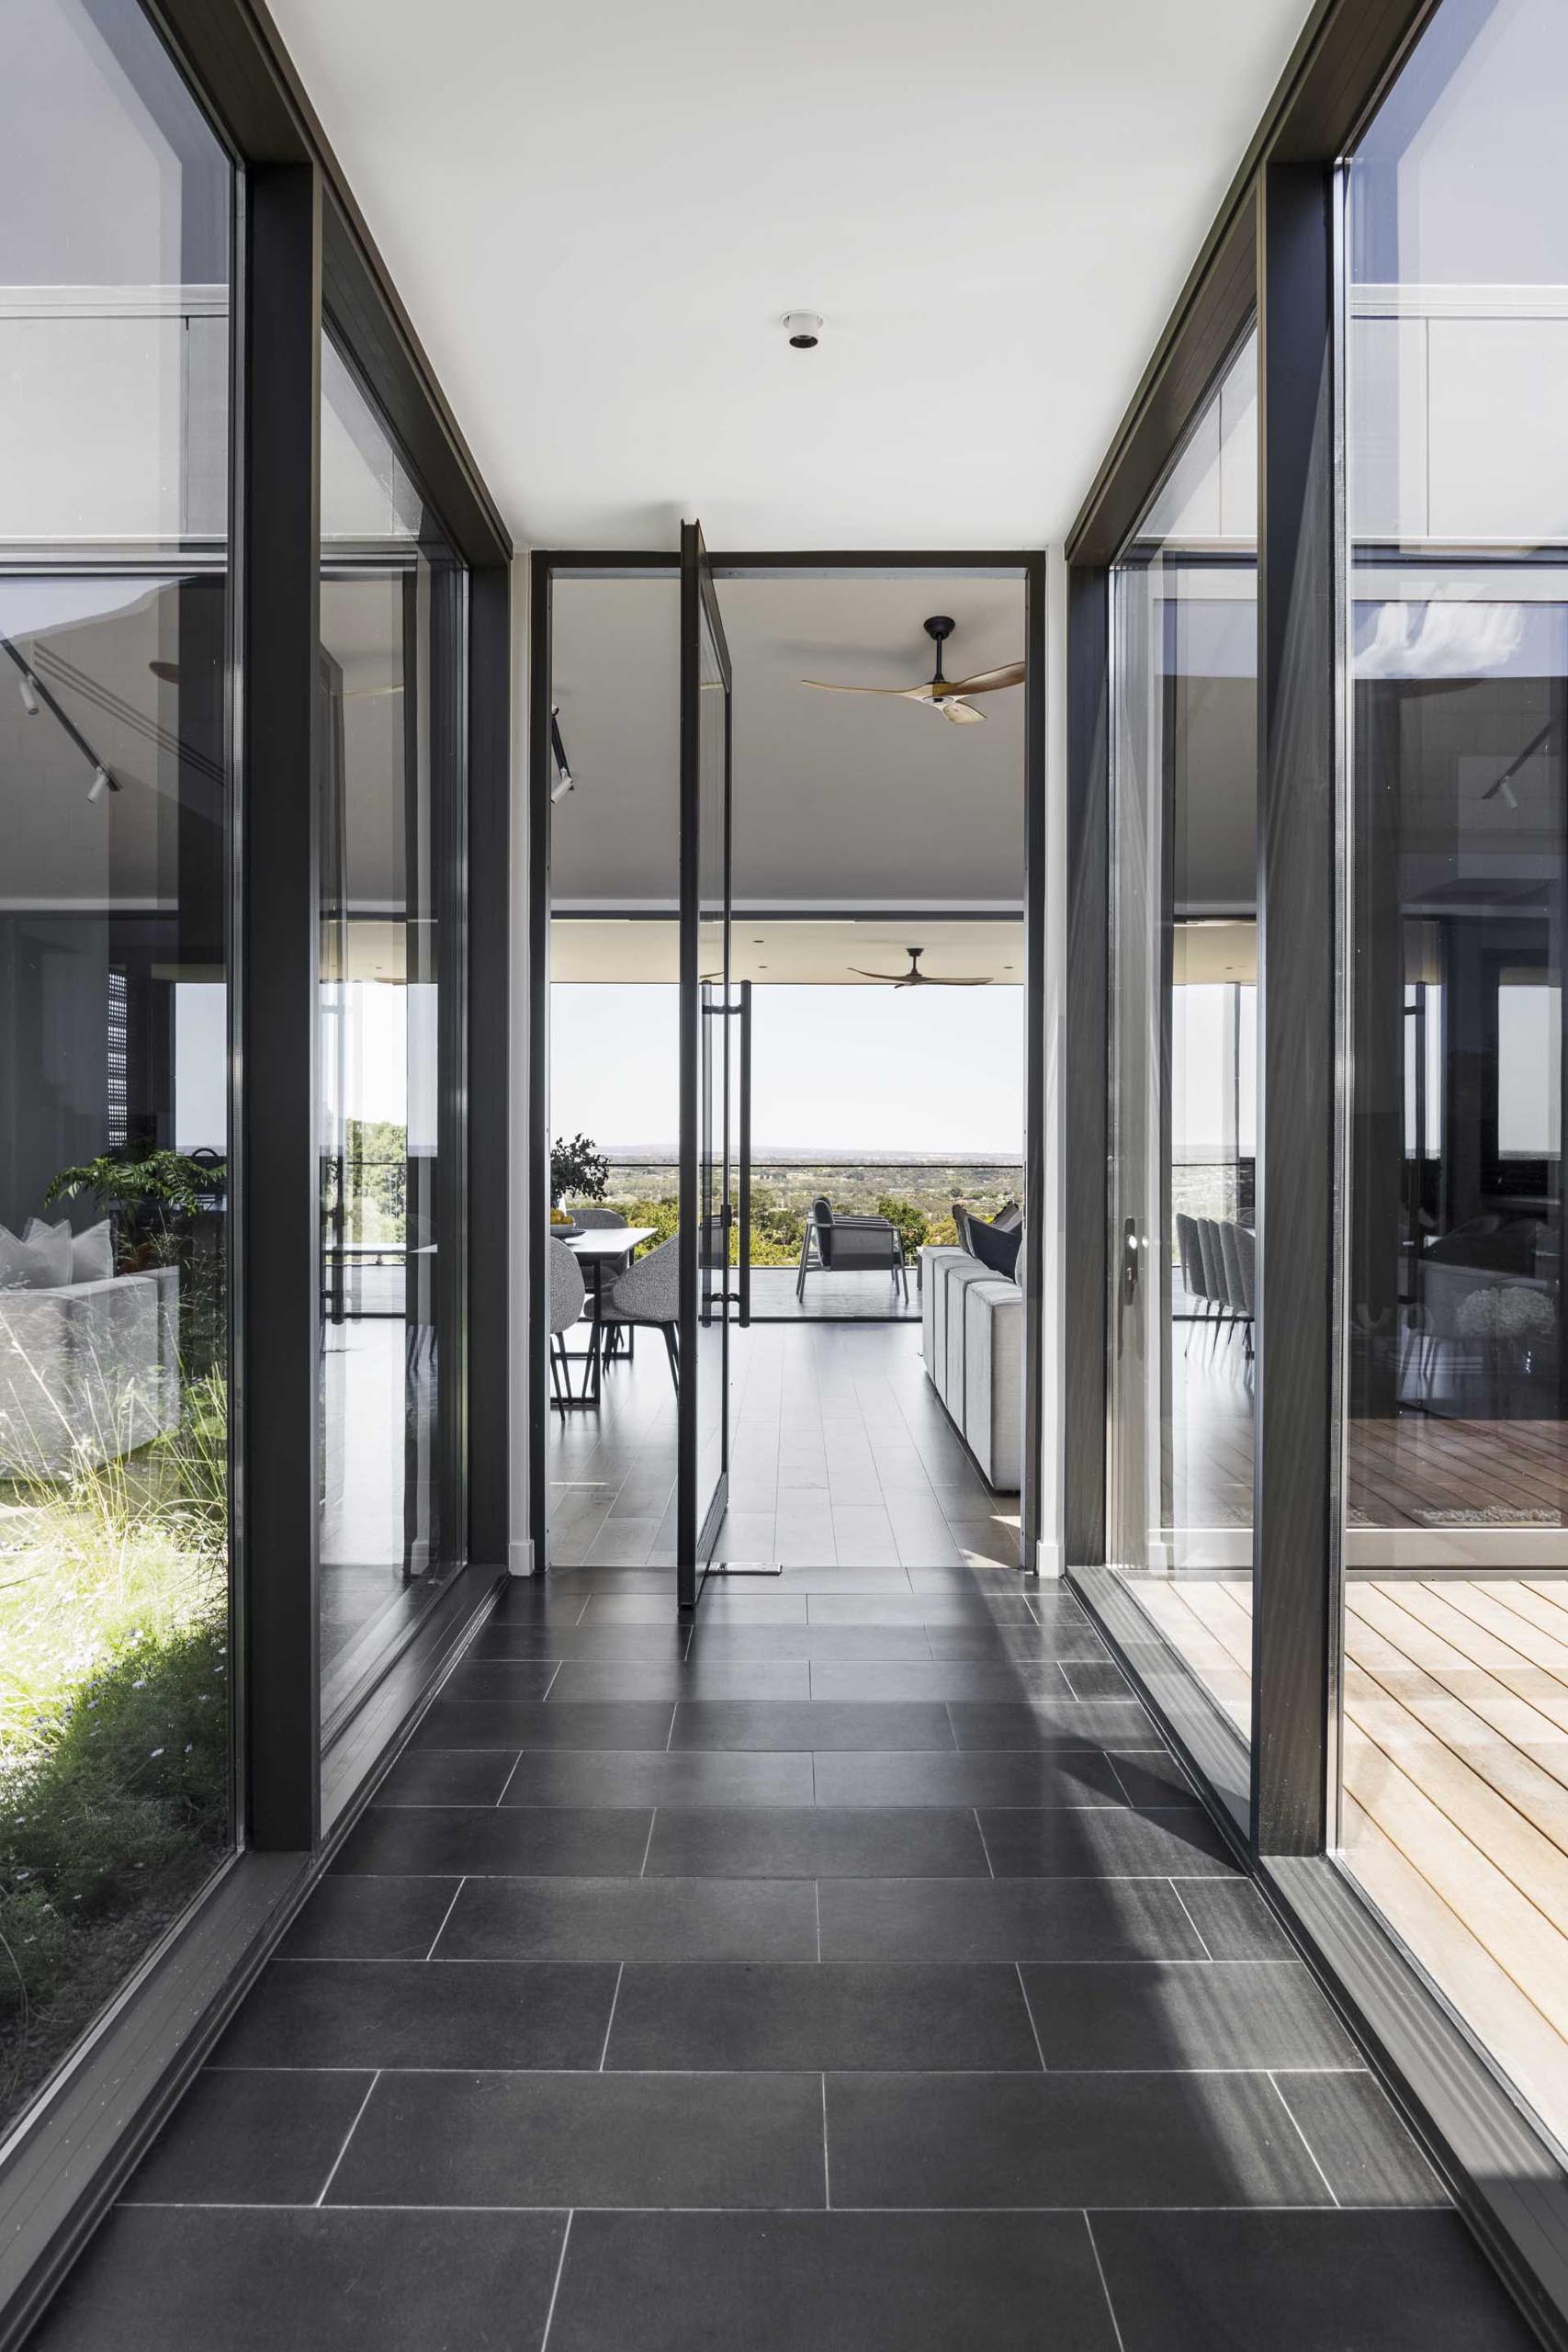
[
  {"x1": 549, "y1": 571, "x2": 1026, "y2": 907},
  {"x1": 550, "y1": 915, "x2": 1026, "y2": 985},
  {"x1": 267, "y1": 0, "x2": 1312, "y2": 548}
]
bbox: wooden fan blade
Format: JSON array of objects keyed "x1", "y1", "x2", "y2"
[
  {"x1": 945, "y1": 661, "x2": 1025, "y2": 695},
  {"x1": 802, "y1": 678, "x2": 933, "y2": 699},
  {"x1": 925, "y1": 976, "x2": 992, "y2": 986},
  {"x1": 848, "y1": 967, "x2": 903, "y2": 980},
  {"x1": 940, "y1": 697, "x2": 985, "y2": 724}
]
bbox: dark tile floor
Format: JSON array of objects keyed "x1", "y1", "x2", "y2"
[{"x1": 28, "y1": 1567, "x2": 1539, "y2": 2351}]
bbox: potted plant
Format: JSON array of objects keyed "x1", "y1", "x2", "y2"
[
  {"x1": 47, "y1": 1145, "x2": 227, "y2": 1272},
  {"x1": 549, "y1": 1134, "x2": 608, "y2": 1232}
]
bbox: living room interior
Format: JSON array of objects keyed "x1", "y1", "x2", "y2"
[{"x1": 542, "y1": 563, "x2": 1029, "y2": 1573}]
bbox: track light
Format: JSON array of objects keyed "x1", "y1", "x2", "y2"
[
  {"x1": 17, "y1": 672, "x2": 39, "y2": 717},
  {"x1": 87, "y1": 764, "x2": 119, "y2": 804}
]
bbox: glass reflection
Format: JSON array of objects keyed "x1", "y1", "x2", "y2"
[
  {"x1": 318, "y1": 335, "x2": 465, "y2": 1736},
  {"x1": 0, "y1": 0, "x2": 233, "y2": 2133}
]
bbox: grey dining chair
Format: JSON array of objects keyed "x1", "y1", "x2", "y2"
[
  {"x1": 1196, "y1": 1218, "x2": 1227, "y2": 1352},
  {"x1": 603, "y1": 1232, "x2": 682, "y2": 1390},
  {"x1": 1175, "y1": 1211, "x2": 1209, "y2": 1351},
  {"x1": 547, "y1": 1237, "x2": 595, "y2": 1406},
  {"x1": 566, "y1": 1205, "x2": 635, "y2": 1360}
]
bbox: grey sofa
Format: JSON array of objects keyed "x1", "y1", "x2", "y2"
[
  {"x1": 920, "y1": 1240, "x2": 1023, "y2": 1491},
  {"x1": 0, "y1": 1264, "x2": 179, "y2": 1477}
]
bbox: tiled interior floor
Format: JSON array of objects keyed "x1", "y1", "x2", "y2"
[
  {"x1": 28, "y1": 1566, "x2": 1534, "y2": 2351},
  {"x1": 549, "y1": 1319, "x2": 1021, "y2": 1570}
]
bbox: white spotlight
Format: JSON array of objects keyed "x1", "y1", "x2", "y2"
[
  {"x1": 17, "y1": 672, "x2": 39, "y2": 717},
  {"x1": 88, "y1": 764, "x2": 118, "y2": 804}
]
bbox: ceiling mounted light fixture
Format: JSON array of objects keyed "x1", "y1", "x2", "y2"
[
  {"x1": 782, "y1": 311, "x2": 822, "y2": 349},
  {"x1": 549, "y1": 707, "x2": 574, "y2": 805},
  {"x1": 87, "y1": 763, "x2": 119, "y2": 804},
  {"x1": 17, "y1": 671, "x2": 39, "y2": 716}
]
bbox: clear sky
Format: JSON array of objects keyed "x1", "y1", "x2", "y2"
[{"x1": 550, "y1": 983, "x2": 1025, "y2": 1156}]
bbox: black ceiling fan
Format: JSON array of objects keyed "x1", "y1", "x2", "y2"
[
  {"x1": 804, "y1": 615, "x2": 1023, "y2": 726},
  {"x1": 848, "y1": 945, "x2": 991, "y2": 989}
]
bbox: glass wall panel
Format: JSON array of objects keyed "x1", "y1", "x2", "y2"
[
  {"x1": 0, "y1": 0, "x2": 233, "y2": 2132},
  {"x1": 1338, "y1": 0, "x2": 1568, "y2": 2159},
  {"x1": 1108, "y1": 330, "x2": 1258, "y2": 1783},
  {"x1": 318, "y1": 333, "x2": 466, "y2": 1736}
]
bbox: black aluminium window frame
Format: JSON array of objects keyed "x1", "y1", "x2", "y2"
[
  {"x1": 1063, "y1": 0, "x2": 1568, "y2": 2342},
  {"x1": 527, "y1": 549, "x2": 1048, "y2": 1581},
  {"x1": 0, "y1": 5, "x2": 513, "y2": 2343}
]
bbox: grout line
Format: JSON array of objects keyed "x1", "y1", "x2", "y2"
[
  {"x1": 974, "y1": 1809, "x2": 996, "y2": 1878},
  {"x1": 1166, "y1": 1877, "x2": 1214, "y2": 1962},
  {"x1": 1270, "y1": 2071, "x2": 1340, "y2": 2208},
  {"x1": 821, "y1": 2072, "x2": 831, "y2": 2209},
  {"x1": 1081, "y1": 2213, "x2": 1128, "y2": 2352},
  {"x1": 1015, "y1": 1963, "x2": 1048, "y2": 2072},
  {"x1": 491, "y1": 1753, "x2": 526, "y2": 1809},
  {"x1": 314, "y1": 2071, "x2": 380, "y2": 2208},
  {"x1": 537, "y1": 2209, "x2": 574, "y2": 2352},
  {"x1": 638, "y1": 1812, "x2": 658, "y2": 1877},
  {"x1": 663, "y1": 1703, "x2": 677, "y2": 1752},
  {"x1": 597, "y1": 1965, "x2": 625, "y2": 2071},
  {"x1": 1101, "y1": 1753, "x2": 1138, "y2": 1808},
  {"x1": 424, "y1": 1878, "x2": 468, "y2": 1960},
  {"x1": 1057, "y1": 1661, "x2": 1080, "y2": 1702},
  {"x1": 539, "y1": 1661, "x2": 565, "y2": 1702}
]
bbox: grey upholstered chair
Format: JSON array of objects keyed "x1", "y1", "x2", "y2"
[
  {"x1": 1219, "y1": 1221, "x2": 1247, "y2": 1350},
  {"x1": 1234, "y1": 1222, "x2": 1257, "y2": 1364},
  {"x1": 567, "y1": 1205, "x2": 626, "y2": 1229},
  {"x1": 547, "y1": 1237, "x2": 594, "y2": 1406},
  {"x1": 796, "y1": 1197, "x2": 908, "y2": 1303},
  {"x1": 603, "y1": 1232, "x2": 682, "y2": 1389},
  {"x1": 1196, "y1": 1218, "x2": 1227, "y2": 1352},
  {"x1": 1175, "y1": 1211, "x2": 1209, "y2": 1351}
]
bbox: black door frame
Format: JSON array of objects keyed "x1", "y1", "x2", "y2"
[
  {"x1": 527, "y1": 548, "x2": 1049, "y2": 1582},
  {"x1": 1061, "y1": 0, "x2": 1568, "y2": 2336}
]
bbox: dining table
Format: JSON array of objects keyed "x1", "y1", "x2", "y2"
[{"x1": 557, "y1": 1224, "x2": 657, "y2": 1404}]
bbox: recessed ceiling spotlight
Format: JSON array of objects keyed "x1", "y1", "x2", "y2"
[{"x1": 782, "y1": 311, "x2": 822, "y2": 350}]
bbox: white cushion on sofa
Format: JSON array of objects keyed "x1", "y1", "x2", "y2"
[
  {"x1": 0, "y1": 1220, "x2": 72, "y2": 1290},
  {"x1": 0, "y1": 1267, "x2": 179, "y2": 1477},
  {"x1": 964, "y1": 1277, "x2": 1024, "y2": 1491},
  {"x1": 943, "y1": 1258, "x2": 1001, "y2": 1419},
  {"x1": 26, "y1": 1216, "x2": 115, "y2": 1284},
  {"x1": 921, "y1": 1246, "x2": 969, "y2": 1388}
]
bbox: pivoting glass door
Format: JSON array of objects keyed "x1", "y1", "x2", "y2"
[{"x1": 678, "y1": 523, "x2": 733, "y2": 1604}]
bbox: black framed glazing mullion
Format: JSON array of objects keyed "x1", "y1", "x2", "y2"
[
  {"x1": 1251, "y1": 159, "x2": 1339, "y2": 1856},
  {"x1": 527, "y1": 554, "x2": 553, "y2": 1575},
  {"x1": 240, "y1": 159, "x2": 323, "y2": 1849},
  {"x1": 1063, "y1": 562, "x2": 1111, "y2": 1567},
  {"x1": 466, "y1": 560, "x2": 513, "y2": 1567},
  {"x1": 1021, "y1": 551, "x2": 1048, "y2": 1572},
  {"x1": 738, "y1": 979, "x2": 751, "y2": 1328},
  {"x1": 430, "y1": 558, "x2": 470, "y2": 1574}
]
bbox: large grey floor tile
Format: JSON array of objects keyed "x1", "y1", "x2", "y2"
[
  {"x1": 415, "y1": 1699, "x2": 675, "y2": 1750},
  {"x1": 827, "y1": 2071, "x2": 1332, "y2": 2210},
  {"x1": 818, "y1": 1876, "x2": 1208, "y2": 1962},
  {"x1": 280, "y1": 1875, "x2": 460, "y2": 1960},
  {"x1": 947, "y1": 1697, "x2": 1159, "y2": 1748},
  {"x1": 547, "y1": 1659, "x2": 813, "y2": 1701},
  {"x1": 976, "y1": 1804, "x2": 1235, "y2": 1877},
  {"x1": 1276, "y1": 2071, "x2": 1449, "y2": 2207},
  {"x1": 213, "y1": 1960, "x2": 617, "y2": 2071},
  {"x1": 645, "y1": 1806, "x2": 987, "y2": 1878},
  {"x1": 547, "y1": 2211, "x2": 1120, "y2": 2352},
  {"x1": 1089, "y1": 2211, "x2": 1537, "y2": 2351},
  {"x1": 812, "y1": 1748, "x2": 1130, "y2": 1807},
  {"x1": 807, "y1": 1660, "x2": 1074, "y2": 1702},
  {"x1": 686, "y1": 1625, "x2": 935, "y2": 1660},
  {"x1": 469, "y1": 1620, "x2": 691, "y2": 1661},
  {"x1": 26, "y1": 2209, "x2": 568, "y2": 2352},
  {"x1": 372, "y1": 1749, "x2": 518, "y2": 1806},
  {"x1": 1020, "y1": 1961, "x2": 1360, "y2": 2071},
  {"x1": 434, "y1": 1875, "x2": 819, "y2": 1961},
  {"x1": 1174, "y1": 1876, "x2": 1297, "y2": 1960},
  {"x1": 497, "y1": 1748, "x2": 815, "y2": 1808},
  {"x1": 606, "y1": 1962, "x2": 1042, "y2": 2072},
  {"x1": 440, "y1": 1659, "x2": 562, "y2": 1702},
  {"x1": 122, "y1": 2068, "x2": 373, "y2": 2206},
  {"x1": 333, "y1": 1804, "x2": 651, "y2": 1876},
  {"x1": 327, "y1": 2069, "x2": 825, "y2": 2210},
  {"x1": 671, "y1": 1702, "x2": 954, "y2": 1750}
]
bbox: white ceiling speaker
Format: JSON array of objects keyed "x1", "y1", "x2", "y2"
[{"x1": 782, "y1": 311, "x2": 823, "y2": 350}]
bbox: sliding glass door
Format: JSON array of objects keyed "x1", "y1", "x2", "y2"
[
  {"x1": 678, "y1": 523, "x2": 733, "y2": 1602},
  {"x1": 1107, "y1": 330, "x2": 1259, "y2": 1782}
]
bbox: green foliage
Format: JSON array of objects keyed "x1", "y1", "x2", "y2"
[
  {"x1": 340, "y1": 1118, "x2": 406, "y2": 1245},
  {"x1": 874, "y1": 1194, "x2": 930, "y2": 1262},
  {"x1": 0, "y1": 1374, "x2": 231, "y2": 2120},
  {"x1": 47, "y1": 1148, "x2": 226, "y2": 1272},
  {"x1": 601, "y1": 1194, "x2": 679, "y2": 1248},
  {"x1": 551, "y1": 1134, "x2": 609, "y2": 1209}
]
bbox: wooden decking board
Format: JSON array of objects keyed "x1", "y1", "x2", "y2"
[{"x1": 1119, "y1": 1566, "x2": 1568, "y2": 2161}]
